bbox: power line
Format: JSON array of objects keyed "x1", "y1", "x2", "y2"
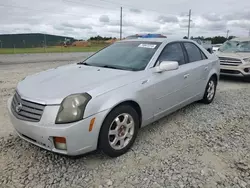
[
  {"x1": 226, "y1": 30, "x2": 230, "y2": 38},
  {"x1": 120, "y1": 7, "x2": 122, "y2": 40},
  {"x1": 187, "y1": 9, "x2": 191, "y2": 39}
]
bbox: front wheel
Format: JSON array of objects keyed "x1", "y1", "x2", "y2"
[
  {"x1": 201, "y1": 77, "x2": 217, "y2": 104},
  {"x1": 99, "y1": 105, "x2": 139, "y2": 157}
]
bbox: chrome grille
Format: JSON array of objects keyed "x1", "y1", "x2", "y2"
[
  {"x1": 219, "y1": 57, "x2": 242, "y2": 66},
  {"x1": 11, "y1": 92, "x2": 45, "y2": 122}
]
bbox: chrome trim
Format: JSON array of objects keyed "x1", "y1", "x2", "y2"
[
  {"x1": 219, "y1": 57, "x2": 242, "y2": 66},
  {"x1": 11, "y1": 92, "x2": 45, "y2": 122}
]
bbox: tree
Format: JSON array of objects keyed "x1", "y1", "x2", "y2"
[
  {"x1": 183, "y1": 36, "x2": 188, "y2": 39},
  {"x1": 88, "y1": 35, "x2": 113, "y2": 41},
  {"x1": 228, "y1": 36, "x2": 236, "y2": 40},
  {"x1": 204, "y1": 36, "x2": 227, "y2": 44}
]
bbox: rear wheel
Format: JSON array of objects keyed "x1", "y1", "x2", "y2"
[
  {"x1": 201, "y1": 76, "x2": 217, "y2": 104},
  {"x1": 99, "y1": 105, "x2": 139, "y2": 157}
]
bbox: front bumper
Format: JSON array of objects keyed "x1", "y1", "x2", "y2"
[
  {"x1": 220, "y1": 64, "x2": 250, "y2": 77},
  {"x1": 7, "y1": 97, "x2": 108, "y2": 156}
]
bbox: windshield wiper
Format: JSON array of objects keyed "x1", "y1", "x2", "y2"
[
  {"x1": 101, "y1": 65, "x2": 120, "y2": 70},
  {"x1": 101, "y1": 65, "x2": 138, "y2": 71},
  {"x1": 77, "y1": 62, "x2": 90, "y2": 65}
]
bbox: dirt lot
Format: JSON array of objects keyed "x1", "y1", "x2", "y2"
[{"x1": 0, "y1": 54, "x2": 250, "y2": 188}]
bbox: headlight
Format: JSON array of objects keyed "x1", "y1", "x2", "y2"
[
  {"x1": 55, "y1": 93, "x2": 91, "y2": 124},
  {"x1": 243, "y1": 58, "x2": 250, "y2": 64}
]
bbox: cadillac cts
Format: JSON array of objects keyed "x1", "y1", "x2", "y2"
[{"x1": 8, "y1": 38, "x2": 220, "y2": 157}]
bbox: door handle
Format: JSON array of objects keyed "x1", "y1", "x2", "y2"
[
  {"x1": 184, "y1": 74, "x2": 189, "y2": 79},
  {"x1": 205, "y1": 66, "x2": 208, "y2": 71}
]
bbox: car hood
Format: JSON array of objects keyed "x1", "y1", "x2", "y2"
[
  {"x1": 217, "y1": 52, "x2": 250, "y2": 59},
  {"x1": 17, "y1": 64, "x2": 140, "y2": 105}
]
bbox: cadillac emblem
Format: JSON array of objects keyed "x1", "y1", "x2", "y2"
[{"x1": 15, "y1": 103, "x2": 22, "y2": 113}]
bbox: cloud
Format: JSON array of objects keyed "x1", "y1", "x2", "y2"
[
  {"x1": 1, "y1": 0, "x2": 250, "y2": 38},
  {"x1": 54, "y1": 25, "x2": 74, "y2": 32},
  {"x1": 99, "y1": 15, "x2": 110, "y2": 23},
  {"x1": 130, "y1": 9, "x2": 141, "y2": 13},
  {"x1": 179, "y1": 18, "x2": 195, "y2": 28},
  {"x1": 106, "y1": 26, "x2": 120, "y2": 33},
  {"x1": 157, "y1": 15, "x2": 178, "y2": 23},
  {"x1": 61, "y1": 22, "x2": 92, "y2": 30},
  {"x1": 228, "y1": 20, "x2": 250, "y2": 29},
  {"x1": 202, "y1": 13, "x2": 221, "y2": 21},
  {"x1": 198, "y1": 21, "x2": 226, "y2": 31},
  {"x1": 136, "y1": 24, "x2": 160, "y2": 32},
  {"x1": 223, "y1": 11, "x2": 250, "y2": 21}
]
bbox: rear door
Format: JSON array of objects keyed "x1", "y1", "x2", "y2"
[{"x1": 182, "y1": 42, "x2": 210, "y2": 98}]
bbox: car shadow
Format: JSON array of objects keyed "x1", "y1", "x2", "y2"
[{"x1": 220, "y1": 75, "x2": 250, "y2": 83}]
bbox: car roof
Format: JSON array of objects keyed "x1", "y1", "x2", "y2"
[
  {"x1": 119, "y1": 38, "x2": 194, "y2": 43},
  {"x1": 230, "y1": 37, "x2": 250, "y2": 42}
]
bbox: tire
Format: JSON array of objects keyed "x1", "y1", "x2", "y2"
[
  {"x1": 244, "y1": 76, "x2": 250, "y2": 82},
  {"x1": 201, "y1": 76, "x2": 217, "y2": 104},
  {"x1": 99, "y1": 105, "x2": 139, "y2": 157}
]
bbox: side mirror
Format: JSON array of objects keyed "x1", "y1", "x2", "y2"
[{"x1": 155, "y1": 61, "x2": 179, "y2": 73}]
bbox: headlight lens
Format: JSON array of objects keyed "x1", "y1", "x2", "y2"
[
  {"x1": 55, "y1": 93, "x2": 91, "y2": 124},
  {"x1": 243, "y1": 58, "x2": 250, "y2": 64}
]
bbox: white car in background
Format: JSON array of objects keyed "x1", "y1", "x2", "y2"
[
  {"x1": 217, "y1": 37, "x2": 250, "y2": 79},
  {"x1": 212, "y1": 44, "x2": 222, "y2": 53}
]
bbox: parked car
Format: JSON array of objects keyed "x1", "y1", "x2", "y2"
[
  {"x1": 8, "y1": 38, "x2": 219, "y2": 157},
  {"x1": 217, "y1": 37, "x2": 250, "y2": 78},
  {"x1": 212, "y1": 44, "x2": 222, "y2": 53},
  {"x1": 192, "y1": 38, "x2": 213, "y2": 53}
]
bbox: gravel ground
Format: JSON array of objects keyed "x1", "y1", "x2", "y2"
[{"x1": 1, "y1": 56, "x2": 250, "y2": 188}]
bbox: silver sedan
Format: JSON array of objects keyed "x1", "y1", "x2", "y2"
[{"x1": 8, "y1": 38, "x2": 220, "y2": 157}]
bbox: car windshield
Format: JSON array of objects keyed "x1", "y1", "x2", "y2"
[
  {"x1": 219, "y1": 40, "x2": 250, "y2": 52},
  {"x1": 83, "y1": 41, "x2": 161, "y2": 71},
  {"x1": 214, "y1": 44, "x2": 221, "y2": 47}
]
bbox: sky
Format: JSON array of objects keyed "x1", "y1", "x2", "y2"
[{"x1": 1, "y1": 0, "x2": 250, "y2": 39}]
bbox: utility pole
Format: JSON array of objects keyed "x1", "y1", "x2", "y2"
[
  {"x1": 44, "y1": 34, "x2": 47, "y2": 52},
  {"x1": 120, "y1": 7, "x2": 123, "y2": 40},
  {"x1": 187, "y1": 9, "x2": 191, "y2": 39},
  {"x1": 226, "y1": 30, "x2": 229, "y2": 39},
  {"x1": 23, "y1": 40, "x2": 26, "y2": 48},
  {"x1": 44, "y1": 34, "x2": 47, "y2": 47}
]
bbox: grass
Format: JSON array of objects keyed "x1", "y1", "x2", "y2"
[{"x1": 0, "y1": 45, "x2": 107, "y2": 54}]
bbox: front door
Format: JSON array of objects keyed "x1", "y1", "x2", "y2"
[{"x1": 151, "y1": 42, "x2": 192, "y2": 118}]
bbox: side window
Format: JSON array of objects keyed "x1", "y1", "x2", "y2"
[
  {"x1": 200, "y1": 51, "x2": 207, "y2": 60},
  {"x1": 158, "y1": 43, "x2": 185, "y2": 65},
  {"x1": 184, "y1": 42, "x2": 203, "y2": 62}
]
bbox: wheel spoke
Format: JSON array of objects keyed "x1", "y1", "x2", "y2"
[
  {"x1": 126, "y1": 132, "x2": 133, "y2": 138},
  {"x1": 110, "y1": 137, "x2": 118, "y2": 147},
  {"x1": 109, "y1": 129, "x2": 117, "y2": 136},
  {"x1": 115, "y1": 117, "x2": 122, "y2": 127},
  {"x1": 207, "y1": 93, "x2": 211, "y2": 99},
  {"x1": 119, "y1": 138, "x2": 125, "y2": 148},
  {"x1": 126, "y1": 122, "x2": 134, "y2": 129},
  {"x1": 122, "y1": 114, "x2": 129, "y2": 124}
]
